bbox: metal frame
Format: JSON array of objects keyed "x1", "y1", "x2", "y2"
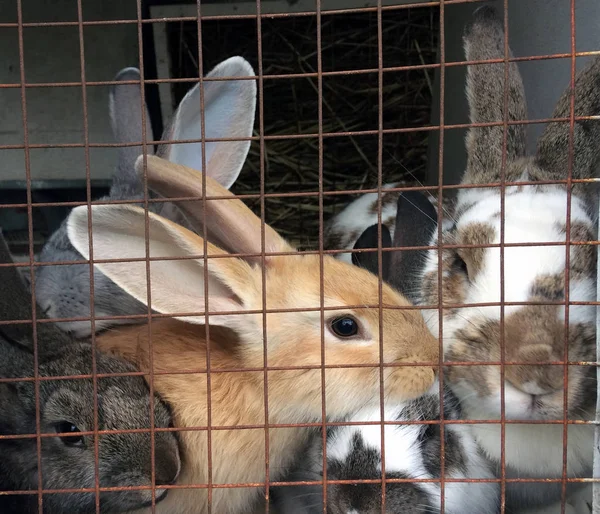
[{"x1": 0, "y1": 0, "x2": 597, "y2": 512}]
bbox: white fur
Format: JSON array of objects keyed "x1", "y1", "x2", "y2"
[
  {"x1": 327, "y1": 398, "x2": 499, "y2": 513},
  {"x1": 325, "y1": 184, "x2": 455, "y2": 264},
  {"x1": 423, "y1": 187, "x2": 594, "y2": 340},
  {"x1": 325, "y1": 184, "x2": 400, "y2": 264},
  {"x1": 327, "y1": 407, "x2": 423, "y2": 474},
  {"x1": 420, "y1": 184, "x2": 596, "y2": 509}
]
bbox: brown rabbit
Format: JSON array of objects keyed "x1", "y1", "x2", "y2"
[{"x1": 65, "y1": 155, "x2": 439, "y2": 514}]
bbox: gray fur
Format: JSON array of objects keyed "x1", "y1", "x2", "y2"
[
  {"x1": 32, "y1": 57, "x2": 256, "y2": 338},
  {"x1": 0, "y1": 232, "x2": 181, "y2": 513},
  {"x1": 463, "y1": 5, "x2": 528, "y2": 186},
  {"x1": 33, "y1": 68, "x2": 156, "y2": 338},
  {"x1": 351, "y1": 224, "x2": 392, "y2": 281},
  {"x1": 536, "y1": 57, "x2": 600, "y2": 183},
  {"x1": 108, "y1": 67, "x2": 154, "y2": 200},
  {"x1": 389, "y1": 191, "x2": 437, "y2": 303}
]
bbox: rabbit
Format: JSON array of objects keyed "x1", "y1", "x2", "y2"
[
  {"x1": 32, "y1": 56, "x2": 257, "y2": 338},
  {"x1": 324, "y1": 184, "x2": 455, "y2": 266},
  {"x1": 64, "y1": 154, "x2": 440, "y2": 514},
  {"x1": 410, "y1": 6, "x2": 599, "y2": 512},
  {"x1": 312, "y1": 386, "x2": 497, "y2": 514},
  {"x1": 274, "y1": 193, "x2": 498, "y2": 514},
  {"x1": 0, "y1": 229, "x2": 181, "y2": 513}
]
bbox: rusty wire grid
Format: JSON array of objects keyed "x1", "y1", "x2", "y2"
[{"x1": 0, "y1": 0, "x2": 599, "y2": 514}]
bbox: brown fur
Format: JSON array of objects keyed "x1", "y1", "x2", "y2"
[
  {"x1": 67, "y1": 156, "x2": 440, "y2": 513},
  {"x1": 95, "y1": 254, "x2": 438, "y2": 514},
  {"x1": 421, "y1": 246, "x2": 467, "y2": 315},
  {"x1": 368, "y1": 190, "x2": 400, "y2": 215},
  {"x1": 445, "y1": 304, "x2": 595, "y2": 418},
  {"x1": 529, "y1": 274, "x2": 565, "y2": 301},
  {"x1": 560, "y1": 221, "x2": 596, "y2": 279},
  {"x1": 536, "y1": 58, "x2": 600, "y2": 184},
  {"x1": 456, "y1": 222, "x2": 496, "y2": 280},
  {"x1": 462, "y1": 7, "x2": 527, "y2": 186}
]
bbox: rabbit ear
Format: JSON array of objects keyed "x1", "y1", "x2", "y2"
[
  {"x1": 0, "y1": 232, "x2": 70, "y2": 351},
  {"x1": 136, "y1": 155, "x2": 293, "y2": 266},
  {"x1": 66, "y1": 204, "x2": 257, "y2": 328},
  {"x1": 352, "y1": 224, "x2": 391, "y2": 281},
  {"x1": 157, "y1": 56, "x2": 256, "y2": 190},
  {"x1": 388, "y1": 192, "x2": 437, "y2": 302},
  {"x1": 462, "y1": 6, "x2": 527, "y2": 185},
  {"x1": 109, "y1": 67, "x2": 154, "y2": 198},
  {"x1": 535, "y1": 56, "x2": 600, "y2": 182}
]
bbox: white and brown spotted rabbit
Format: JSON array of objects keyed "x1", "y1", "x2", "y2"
[{"x1": 422, "y1": 7, "x2": 597, "y2": 513}]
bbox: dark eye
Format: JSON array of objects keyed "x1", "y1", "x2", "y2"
[
  {"x1": 330, "y1": 316, "x2": 359, "y2": 338},
  {"x1": 455, "y1": 254, "x2": 469, "y2": 276},
  {"x1": 55, "y1": 422, "x2": 84, "y2": 446}
]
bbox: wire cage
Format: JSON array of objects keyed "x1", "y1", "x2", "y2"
[{"x1": 0, "y1": 0, "x2": 599, "y2": 513}]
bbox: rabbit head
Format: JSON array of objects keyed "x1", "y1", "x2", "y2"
[
  {"x1": 67, "y1": 155, "x2": 439, "y2": 410},
  {"x1": 33, "y1": 57, "x2": 257, "y2": 338},
  {"x1": 419, "y1": 6, "x2": 598, "y2": 425},
  {"x1": 0, "y1": 232, "x2": 181, "y2": 513}
]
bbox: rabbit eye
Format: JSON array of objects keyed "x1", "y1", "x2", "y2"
[
  {"x1": 454, "y1": 254, "x2": 469, "y2": 277},
  {"x1": 55, "y1": 422, "x2": 84, "y2": 446},
  {"x1": 330, "y1": 316, "x2": 359, "y2": 338}
]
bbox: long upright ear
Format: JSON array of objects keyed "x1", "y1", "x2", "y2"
[
  {"x1": 535, "y1": 56, "x2": 600, "y2": 182},
  {"x1": 352, "y1": 225, "x2": 391, "y2": 281},
  {"x1": 157, "y1": 56, "x2": 256, "y2": 190},
  {"x1": 136, "y1": 155, "x2": 293, "y2": 265},
  {"x1": 388, "y1": 192, "x2": 437, "y2": 302},
  {"x1": 109, "y1": 67, "x2": 154, "y2": 198},
  {"x1": 0, "y1": 232, "x2": 70, "y2": 350},
  {"x1": 462, "y1": 6, "x2": 527, "y2": 185},
  {"x1": 66, "y1": 205, "x2": 256, "y2": 327}
]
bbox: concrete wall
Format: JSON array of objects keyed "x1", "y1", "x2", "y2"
[
  {"x1": 0, "y1": 0, "x2": 140, "y2": 185},
  {"x1": 1, "y1": 0, "x2": 432, "y2": 187},
  {"x1": 4, "y1": 0, "x2": 598, "y2": 187}
]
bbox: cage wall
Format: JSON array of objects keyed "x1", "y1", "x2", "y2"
[{"x1": 0, "y1": 1, "x2": 599, "y2": 514}]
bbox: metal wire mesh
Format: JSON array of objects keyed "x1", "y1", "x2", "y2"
[{"x1": 0, "y1": 0, "x2": 598, "y2": 513}]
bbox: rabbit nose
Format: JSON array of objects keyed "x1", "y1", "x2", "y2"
[
  {"x1": 154, "y1": 448, "x2": 181, "y2": 486},
  {"x1": 505, "y1": 344, "x2": 564, "y2": 395}
]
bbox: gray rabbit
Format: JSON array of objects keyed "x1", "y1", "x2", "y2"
[
  {"x1": 0, "y1": 230, "x2": 181, "y2": 513},
  {"x1": 32, "y1": 57, "x2": 257, "y2": 338}
]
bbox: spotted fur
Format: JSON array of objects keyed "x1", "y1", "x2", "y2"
[
  {"x1": 274, "y1": 384, "x2": 499, "y2": 514},
  {"x1": 324, "y1": 184, "x2": 456, "y2": 264},
  {"x1": 417, "y1": 7, "x2": 599, "y2": 511}
]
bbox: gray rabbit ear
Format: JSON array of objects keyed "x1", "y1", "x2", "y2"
[
  {"x1": 157, "y1": 56, "x2": 257, "y2": 190},
  {"x1": 388, "y1": 192, "x2": 437, "y2": 303},
  {"x1": 109, "y1": 67, "x2": 154, "y2": 199},
  {"x1": 0, "y1": 231, "x2": 69, "y2": 354},
  {"x1": 535, "y1": 56, "x2": 600, "y2": 182},
  {"x1": 462, "y1": 6, "x2": 527, "y2": 186},
  {"x1": 352, "y1": 224, "x2": 391, "y2": 281}
]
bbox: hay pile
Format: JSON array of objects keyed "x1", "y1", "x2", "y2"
[{"x1": 166, "y1": 6, "x2": 438, "y2": 248}]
